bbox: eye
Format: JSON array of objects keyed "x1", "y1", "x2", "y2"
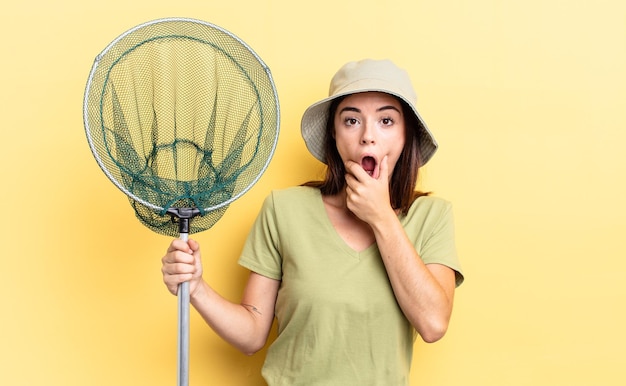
[
  {"x1": 343, "y1": 117, "x2": 359, "y2": 126},
  {"x1": 381, "y1": 117, "x2": 394, "y2": 126}
]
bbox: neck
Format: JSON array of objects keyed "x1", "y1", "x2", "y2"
[{"x1": 324, "y1": 189, "x2": 363, "y2": 219}]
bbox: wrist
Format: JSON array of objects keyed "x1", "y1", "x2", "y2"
[
  {"x1": 190, "y1": 280, "x2": 209, "y2": 304},
  {"x1": 370, "y1": 207, "x2": 401, "y2": 236}
]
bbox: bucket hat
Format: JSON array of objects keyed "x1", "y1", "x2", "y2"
[{"x1": 300, "y1": 59, "x2": 438, "y2": 165}]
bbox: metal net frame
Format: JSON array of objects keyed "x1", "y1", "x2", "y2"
[{"x1": 83, "y1": 17, "x2": 280, "y2": 237}]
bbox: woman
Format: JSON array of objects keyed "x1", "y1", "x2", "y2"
[{"x1": 161, "y1": 59, "x2": 464, "y2": 385}]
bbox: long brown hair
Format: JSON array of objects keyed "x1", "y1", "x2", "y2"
[{"x1": 302, "y1": 95, "x2": 429, "y2": 215}]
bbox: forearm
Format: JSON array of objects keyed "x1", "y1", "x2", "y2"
[
  {"x1": 189, "y1": 281, "x2": 269, "y2": 355},
  {"x1": 371, "y1": 213, "x2": 454, "y2": 342}
]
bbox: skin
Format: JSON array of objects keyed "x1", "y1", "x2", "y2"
[{"x1": 161, "y1": 91, "x2": 457, "y2": 355}]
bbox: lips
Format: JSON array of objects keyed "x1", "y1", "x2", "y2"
[{"x1": 361, "y1": 156, "x2": 376, "y2": 177}]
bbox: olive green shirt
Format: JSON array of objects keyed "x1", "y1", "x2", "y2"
[{"x1": 239, "y1": 186, "x2": 463, "y2": 386}]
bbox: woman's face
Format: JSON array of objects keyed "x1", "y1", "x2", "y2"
[{"x1": 333, "y1": 92, "x2": 406, "y2": 180}]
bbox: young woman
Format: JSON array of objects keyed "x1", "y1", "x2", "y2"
[{"x1": 161, "y1": 59, "x2": 464, "y2": 385}]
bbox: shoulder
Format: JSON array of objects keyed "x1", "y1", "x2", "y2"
[
  {"x1": 401, "y1": 195, "x2": 456, "y2": 233},
  {"x1": 255, "y1": 186, "x2": 321, "y2": 220},
  {"x1": 266, "y1": 186, "x2": 320, "y2": 206},
  {"x1": 408, "y1": 195, "x2": 454, "y2": 217}
]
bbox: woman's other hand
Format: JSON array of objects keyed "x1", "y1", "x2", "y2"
[{"x1": 161, "y1": 238, "x2": 203, "y2": 296}]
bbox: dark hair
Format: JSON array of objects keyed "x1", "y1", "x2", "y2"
[{"x1": 302, "y1": 95, "x2": 429, "y2": 215}]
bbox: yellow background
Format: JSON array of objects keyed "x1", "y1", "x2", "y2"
[{"x1": 1, "y1": 1, "x2": 625, "y2": 385}]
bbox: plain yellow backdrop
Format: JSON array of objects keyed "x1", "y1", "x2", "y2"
[{"x1": 1, "y1": 1, "x2": 625, "y2": 385}]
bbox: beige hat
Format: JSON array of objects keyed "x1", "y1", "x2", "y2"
[{"x1": 300, "y1": 59, "x2": 438, "y2": 165}]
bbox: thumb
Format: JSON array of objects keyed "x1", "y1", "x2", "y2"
[
  {"x1": 187, "y1": 239, "x2": 204, "y2": 270},
  {"x1": 187, "y1": 238, "x2": 200, "y2": 254},
  {"x1": 379, "y1": 155, "x2": 389, "y2": 181}
]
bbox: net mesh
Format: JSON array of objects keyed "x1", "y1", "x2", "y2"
[{"x1": 84, "y1": 19, "x2": 279, "y2": 236}]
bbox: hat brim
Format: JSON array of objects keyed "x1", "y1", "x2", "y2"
[{"x1": 301, "y1": 88, "x2": 438, "y2": 165}]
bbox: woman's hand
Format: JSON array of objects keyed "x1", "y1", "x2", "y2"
[
  {"x1": 344, "y1": 155, "x2": 394, "y2": 224},
  {"x1": 161, "y1": 238, "x2": 204, "y2": 296}
]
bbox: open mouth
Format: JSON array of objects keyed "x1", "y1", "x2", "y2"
[{"x1": 361, "y1": 156, "x2": 377, "y2": 177}]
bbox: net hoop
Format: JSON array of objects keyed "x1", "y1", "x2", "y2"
[{"x1": 83, "y1": 17, "x2": 280, "y2": 214}]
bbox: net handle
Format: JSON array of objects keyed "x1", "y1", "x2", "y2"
[
  {"x1": 169, "y1": 209, "x2": 200, "y2": 386},
  {"x1": 178, "y1": 239, "x2": 190, "y2": 386}
]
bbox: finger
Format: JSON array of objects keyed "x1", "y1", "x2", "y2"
[
  {"x1": 187, "y1": 238, "x2": 200, "y2": 253},
  {"x1": 344, "y1": 160, "x2": 363, "y2": 176},
  {"x1": 173, "y1": 260, "x2": 196, "y2": 274},
  {"x1": 176, "y1": 249, "x2": 196, "y2": 264},
  {"x1": 162, "y1": 248, "x2": 194, "y2": 267},
  {"x1": 164, "y1": 273, "x2": 194, "y2": 294},
  {"x1": 344, "y1": 174, "x2": 365, "y2": 200},
  {"x1": 344, "y1": 160, "x2": 369, "y2": 182},
  {"x1": 167, "y1": 238, "x2": 193, "y2": 254},
  {"x1": 162, "y1": 257, "x2": 196, "y2": 276},
  {"x1": 378, "y1": 155, "x2": 389, "y2": 181},
  {"x1": 344, "y1": 171, "x2": 357, "y2": 187}
]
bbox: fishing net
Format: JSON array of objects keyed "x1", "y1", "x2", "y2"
[
  {"x1": 83, "y1": 18, "x2": 279, "y2": 237},
  {"x1": 82, "y1": 18, "x2": 280, "y2": 385}
]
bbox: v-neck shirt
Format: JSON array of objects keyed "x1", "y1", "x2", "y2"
[{"x1": 239, "y1": 186, "x2": 463, "y2": 386}]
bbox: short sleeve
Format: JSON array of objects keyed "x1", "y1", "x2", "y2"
[
  {"x1": 404, "y1": 197, "x2": 465, "y2": 287},
  {"x1": 238, "y1": 192, "x2": 283, "y2": 280}
]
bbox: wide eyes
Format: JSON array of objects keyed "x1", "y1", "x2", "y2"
[
  {"x1": 381, "y1": 117, "x2": 394, "y2": 126},
  {"x1": 341, "y1": 116, "x2": 395, "y2": 127},
  {"x1": 343, "y1": 117, "x2": 359, "y2": 126}
]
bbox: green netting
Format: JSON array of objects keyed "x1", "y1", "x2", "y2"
[{"x1": 83, "y1": 18, "x2": 279, "y2": 236}]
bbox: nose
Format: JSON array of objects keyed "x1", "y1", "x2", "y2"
[{"x1": 361, "y1": 123, "x2": 375, "y2": 144}]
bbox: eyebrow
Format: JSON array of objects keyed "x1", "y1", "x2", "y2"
[{"x1": 339, "y1": 105, "x2": 401, "y2": 114}]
